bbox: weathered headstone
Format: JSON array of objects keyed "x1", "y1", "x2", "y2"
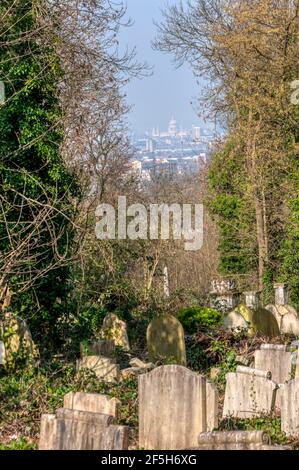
[
  {"x1": 39, "y1": 409, "x2": 129, "y2": 450},
  {"x1": 138, "y1": 365, "x2": 207, "y2": 450},
  {"x1": 146, "y1": 315, "x2": 186, "y2": 365},
  {"x1": 266, "y1": 284, "x2": 299, "y2": 335},
  {"x1": 206, "y1": 381, "x2": 219, "y2": 432},
  {"x1": 76, "y1": 356, "x2": 119, "y2": 382},
  {"x1": 223, "y1": 366, "x2": 278, "y2": 419},
  {"x1": 281, "y1": 379, "x2": 299, "y2": 437},
  {"x1": 64, "y1": 392, "x2": 120, "y2": 418},
  {"x1": 0, "y1": 312, "x2": 39, "y2": 369},
  {"x1": 228, "y1": 303, "x2": 280, "y2": 337},
  {"x1": 224, "y1": 310, "x2": 249, "y2": 332},
  {"x1": 39, "y1": 414, "x2": 57, "y2": 450},
  {"x1": 101, "y1": 313, "x2": 130, "y2": 351},
  {"x1": 254, "y1": 344, "x2": 292, "y2": 384}
]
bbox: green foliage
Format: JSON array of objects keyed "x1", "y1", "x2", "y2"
[
  {"x1": 0, "y1": 0, "x2": 79, "y2": 348},
  {"x1": 208, "y1": 141, "x2": 257, "y2": 278},
  {"x1": 0, "y1": 360, "x2": 138, "y2": 448},
  {"x1": 177, "y1": 306, "x2": 223, "y2": 333},
  {"x1": 219, "y1": 415, "x2": 289, "y2": 446}
]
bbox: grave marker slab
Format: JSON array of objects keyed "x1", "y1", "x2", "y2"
[
  {"x1": 139, "y1": 365, "x2": 207, "y2": 450},
  {"x1": 64, "y1": 392, "x2": 120, "y2": 418},
  {"x1": 254, "y1": 344, "x2": 292, "y2": 384},
  {"x1": 281, "y1": 379, "x2": 299, "y2": 437},
  {"x1": 223, "y1": 366, "x2": 278, "y2": 419},
  {"x1": 76, "y1": 356, "x2": 119, "y2": 382},
  {"x1": 147, "y1": 315, "x2": 186, "y2": 365}
]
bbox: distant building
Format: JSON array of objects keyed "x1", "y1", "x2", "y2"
[
  {"x1": 192, "y1": 126, "x2": 201, "y2": 141},
  {"x1": 168, "y1": 117, "x2": 178, "y2": 137}
]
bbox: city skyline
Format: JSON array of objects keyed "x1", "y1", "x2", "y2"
[{"x1": 119, "y1": 0, "x2": 207, "y2": 134}]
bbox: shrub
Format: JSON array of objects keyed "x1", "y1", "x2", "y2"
[{"x1": 177, "y1": 306, "x2": 223, "y2": 333}]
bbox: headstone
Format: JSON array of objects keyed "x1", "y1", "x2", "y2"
[
  {"x1": 146, "y1": 315, "x2": 186, "y2": 365},
  {"x1": 39, "y1": 409, "x2": 129, "y2": 450},
  {"x1": 0, "y1": 313, "x2": 39, "y2": 369},
  {"x1": 281, "y1": 379, "x2": 299, "y2": 437},
  {"x1": 266, "y1": 304, "x2": 299, "y2": 335},
  {"x1": 223, "y1": 366, "x2": 278, "y2": 419},
  {"x1": 139, "y1": 365, "x2": 207, "y2": 450},
  {"x1": 224, "y1": 310, "x2": 249, "y2": 332},
  {"x1": 39, "y1": 414, "x2": 57, "y2": 450},
  {"x1": 76, "y1": 356, "x2": 119, "y2": 382},
  {"x1": 254, "y1": 344, "x2": 292, "y2": 384},
  {"x1": 0, "y1": 341, "x2": 5, "y2": 365},
  {"x1": 64, "y1": 392, "x2": 120, "y2": 418},
  {"x1": 266, "y1": 284, "x2": 299, "y2": 335},
  {"x1": 80, "y1": 339, "x2": 115, "y2": 358},
  {"x1": 101, "y1": 313, "x2": 130, "y2": 351},
  {"x1": 206, "y1": 381, "x2": 219, "y2": 432},
  {"x1": 229, "y1": 304, "x2": 280, "y2": 337}
]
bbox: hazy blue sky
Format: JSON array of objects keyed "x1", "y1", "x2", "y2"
[{"x1": 120, "y1": 0, "x2": 203, "y2": 134}]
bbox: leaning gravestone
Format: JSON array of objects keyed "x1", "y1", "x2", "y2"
[
  {"x1": 64, "y1": 392, "x2": 120, "y2": 418},
  {"x1": 254, "y1": 344, "x2": 292, "y2": 384},
  {"x1": 39, "y1": 408, "x2": 129, "y2": 450},
  {"x1": 101, "y1": 313, "x2": 130, "y2": 351},
  {"x1": 76, "y1": 356, "x2": 119, "y2": 382},
  {"x1": 147, "y1": 315, "x2": 186, "y2": 366},
  {"x1": 223, "y1": 366, "x2": 278, "y2": 419},
  {"x1": 138, "y1": 365, "x2": 207, "y2": 450},
  {"x1": 281, "y1": 380, "x2": 299, "y2": 437}
]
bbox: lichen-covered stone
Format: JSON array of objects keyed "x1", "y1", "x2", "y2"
[
  {"x1": 101, "y1": 313, "x2": 130, "y2": 351},
  {"x1": 0, "y1": 312, "x2": 39, "y2": 369},
  {"x1": 226, "y1": 304, "x2": 280, "y2": 337},
  {"x1": 147, "y1": 315, "x2": 186, "y2": 365}
]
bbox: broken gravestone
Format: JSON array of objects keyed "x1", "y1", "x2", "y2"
[
  {"x1": 64, "y1": 392, "x2": 120, "y2": 418},
  {"x1": 39, "y1": 408, "x2": 129, "y2": 450},
  {"x1": 254, "y1": 344, "x2": 292, "y2": 384},
  {"x1": 223, "y1": 366, "x2": 278, "y2": 419},
  {"x1": 280, "y1": 379, "x2": 299, "y2": 437},
  {"x1": 76, "y1": 356, "x2": 119, "y2": 382},
  {"x1": 146, "y1": 315, "x2": 186, "y2": 366},
  {"x1": 101, "y1": 313, "x2": 130, "y2": 351},
  {"x1": 138, "y1": 365, "x2": 207, "y2": 450}
]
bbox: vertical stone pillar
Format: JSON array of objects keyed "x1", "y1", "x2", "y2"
[
  {"x1": 274, "y1": 283, "x2": 288, "y2": 306},
  {"x1": 244, "y1": 291, "x2": 261, "y2": 309}
]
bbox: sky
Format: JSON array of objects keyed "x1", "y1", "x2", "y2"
[{"x1": 119, "y1": 0, "x2": 204, "y2": 135}]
